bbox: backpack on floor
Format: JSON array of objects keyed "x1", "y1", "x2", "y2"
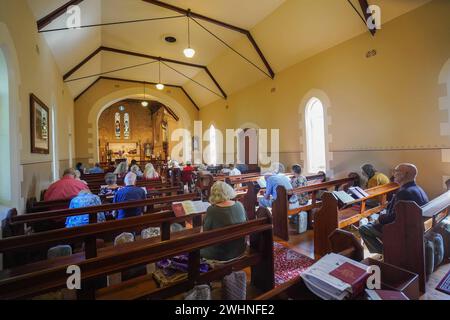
[
  {"x1": 435, "y1": 218, "x2": 450, "y2": 259},
  {"x1": 424, "y1": 232, "x2": 445, "y2": 276}
]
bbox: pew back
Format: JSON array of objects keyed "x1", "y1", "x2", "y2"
[
  {"x1": 383, "y1": 191, "x2": 450, "y2": 293},
  {"x1": 0, "y1": 210, "x2": 274, "y2": 300}
]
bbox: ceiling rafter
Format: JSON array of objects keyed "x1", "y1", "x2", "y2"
[
  {"x1": 63, "y1": 46, "x2": 227, "y2": 99},
  {"x1": 37, "y1": 0, "x2": 85, "y2": 31},
  {"x1": 74, "y1": 76, "x2": 200, "y2": 111},
  {"x1": 142, "y1": 0, "x2": 275, "y2": 79}
]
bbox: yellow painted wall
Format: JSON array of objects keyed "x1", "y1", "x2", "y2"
[
  {"x1": 0, "y1": 0, "x2": 75, "y2": 210},
  {"x1": 199, "y1": 0, "x2": 450, "y2": 198}
]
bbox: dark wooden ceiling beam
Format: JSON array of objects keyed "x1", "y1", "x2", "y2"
[
  {"x1": 74, "y1": 76, "x2": 200, "y2": 111},
  {"x1": 37, "y1": 0, "x2": 85, "y2": 31},
  {"x1": 63, "y1": 47, "x2": 102, "y2": 80},
  {"x1": 143, "y1": 0, "x2": 275, "y2": 79},
  {"x1": 358, "y1": 0, "x2": 376, "y2": 36},
  {"x1": 64, "y1": 46, "x2": 227, "y2": 99}
]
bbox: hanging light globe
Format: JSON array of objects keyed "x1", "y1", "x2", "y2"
[
  {"x1": 156, "y1": 83, "x2": 165, "y2": 90},
  {"x1": 141, "y1": 101, "x2": 149, "y2": 107},
  {"x1": 183, "y1": 47, "x2": 196, "y2": 58}
]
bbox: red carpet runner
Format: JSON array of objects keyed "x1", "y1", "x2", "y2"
[{"x1": 273, "y1": 242, "x2": 314, "y2": 287}]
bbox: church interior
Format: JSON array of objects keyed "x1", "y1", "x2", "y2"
[{"x1": 0, "y1": 0, "x2": 450, "y2": 302}]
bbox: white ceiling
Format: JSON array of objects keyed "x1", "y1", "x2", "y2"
[{"x1": 27, "y1": 0, "x2": 431, "y2": 107}]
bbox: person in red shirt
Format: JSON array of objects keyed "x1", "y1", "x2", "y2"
[
  {"x1": 44, "y1": 168, "x2": 90, "y2": 201},
  {"x1": 181, "y1": 162, "x2": 195, "y2": 192}
]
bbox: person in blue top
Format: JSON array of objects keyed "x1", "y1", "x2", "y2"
[
  {"x1": 113, "y1": 172, "x2": 147, "y2": 219},
  {"x1": 359, "y1": 163, "x2": 429, "y2": 254},
  {"x1": 89, "y1": 163, "x2": 104, "y2": 174},
  {"x1": 258, "y1": 163, "x2": 295, "y2": 208},
  {"x1": 65, "y1": 190, "x2": 105, "y2": 228}
]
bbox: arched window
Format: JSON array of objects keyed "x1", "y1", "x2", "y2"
[
  {"x1": 305, "y1": 97, "x2": 326, "y2": 173},
  {"x1": 209, "y1": 125, "x2": 217, "y2": 165},
  {"x1": 0, "y1": 49, "x2": 11, "y2": 205}
]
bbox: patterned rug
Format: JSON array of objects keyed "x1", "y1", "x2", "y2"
[{"x1": 273, "y1": 242, "x2": 314, "y2": 287}]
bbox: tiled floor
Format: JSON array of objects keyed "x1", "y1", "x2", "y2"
[{"x1": 275, "y1": 224, "x2": 450, "y2": 300}]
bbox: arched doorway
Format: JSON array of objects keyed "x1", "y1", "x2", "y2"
[
  {"x1": 97, "y1": 99, "x2": 178, "y2": 163},
  {"x1": 87, "y1": 86, "x2": 193, "y2": 164}
]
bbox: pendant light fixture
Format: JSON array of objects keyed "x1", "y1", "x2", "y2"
[
  {"x1": 183, "y1": 11, "x2": 195, "y2": 59},
  {"x1": 141, "y1": 82, "x2": 149, "y2": 107},
  {"x1": 156, "y1": 59, "x2": 164, "y2": 90}
]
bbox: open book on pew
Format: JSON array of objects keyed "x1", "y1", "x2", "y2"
[
  {"x1": 300, "y1": 253, "x2": 370, "y2": 300},
  {"x1": 172, "y1": 201, "x2": 211, "y2": 217},
  {"x1": 348, "y1": 186, "x2": 369, "y2": 199},
  {"x1": 257, "y1": 177, "x2": 266, "y2": 189}
]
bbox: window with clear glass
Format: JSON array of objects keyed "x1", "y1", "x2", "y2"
[{"x1": 305, "y1": 97, "x2": 326, "y2": 173}]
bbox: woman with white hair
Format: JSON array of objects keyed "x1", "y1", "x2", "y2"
[
  {"x1": 113, "y1": 161, "x2": 128, "y2": 178},
  {"x1": 200, "y1": 181, "x2": 247, "y2": 261},
  {"x1": 144, "y1": 163, "x2": 160, "y2": 180}
]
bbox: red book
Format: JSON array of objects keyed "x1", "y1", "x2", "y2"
[{"x1": 329, "y1": 262, "x2": 369, "y2": 297}]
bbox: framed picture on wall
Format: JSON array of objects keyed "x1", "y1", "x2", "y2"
[{"x1": 30, "y1": 93, "x2": 50, "y2": 154}]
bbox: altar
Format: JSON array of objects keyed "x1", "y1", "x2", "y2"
[{"x1": 106, "y1": 142, "x2": 141, "y2": 162}]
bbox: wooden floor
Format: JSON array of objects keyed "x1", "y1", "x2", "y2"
[{"x1": 275, "y1": 223, "x2": 450, "y2": 300}]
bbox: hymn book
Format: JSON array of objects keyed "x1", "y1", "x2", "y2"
[
  {"x1": 257, "y1": 177, "x2": 267, "y2": 189},
  {"x1": 348, "y1": 187, "x2": 369, "y2": 199},
  {"x1": 332, "y1": 191, "x2": 355, "y2": 205},
  {"x1": 300, "y1": 253, "x2": 370, "y2": 300},
  {"x1": 172, "y1": 201, "x2": 211, "y2": 217}
]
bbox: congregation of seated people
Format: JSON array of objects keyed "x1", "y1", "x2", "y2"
[{"x1": 40, "y1": 160, "x2": 434, "y2": 264}]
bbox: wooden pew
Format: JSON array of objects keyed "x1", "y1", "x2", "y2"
[
  {"x1": 271, "y1": 176, "x2": 357, "y2": 241},
  {"x1": 383, "y1": 191, "x2": 450, "y2": 293},
  {"x1": 0, "y1": 209, "x2": 206, "y2": 270},
  {"x1": 0, "y1": 209, "x2": 274, "y2": 300},
  {"x1": 89, "y1": 180, "x2": 170, "y2": 195},
  {"x1": 27, "y1": 185, "x2": 181, "y2": 214},
  {"x1": 255, "y1": 228, "x2": 420, "y2": 301},
  {"x1": 7, "y1": 193, "x2": 200, "y2": 236},
  {"x1": 214, "y1": 172, "x2": 261, "y2": 182},
  {"x1": 314, "y1": 182, "x2": 399, "y2": 259},
  {"x1": 233, "y1": 172, "x2": 327, "y2": 223}
]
